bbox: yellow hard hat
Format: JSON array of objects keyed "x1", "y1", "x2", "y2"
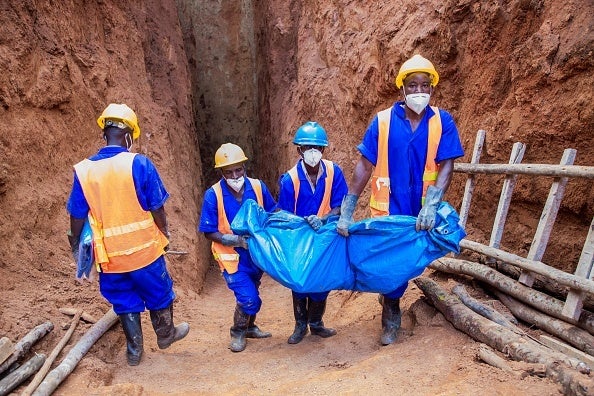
[
  {"x1": 214, "y1": 143, "x2": 248, "y2": 169},
  {"x1": 395, "y1": 54, "x2": 439, "y2": 89},
  {"x1": 96, "y1": 103, "x2": 141, "y2": 140}
]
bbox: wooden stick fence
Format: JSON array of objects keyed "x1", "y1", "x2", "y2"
[{"x1": 455, "y1": 130, "x2": 594, "y2": 322}]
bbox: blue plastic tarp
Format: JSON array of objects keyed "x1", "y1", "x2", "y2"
[{"x1": 231, "y1": 199, "x2": 466, "y2": 294}]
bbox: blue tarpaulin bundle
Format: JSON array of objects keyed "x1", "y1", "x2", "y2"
[
  {"x1": 76, "y1": 218, "x2": 94, "y2": 279},
  {"x1": 231, "y1": 200, "x2": 466, "y2": 294}
]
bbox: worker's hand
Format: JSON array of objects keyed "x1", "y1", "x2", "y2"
[
  {"x1": 163, "y1": 230, "x2": 171, "y2": 252},
  {"x1": 71, "y1": 246, "x2": 80, "y2": 264},
  {"x1": 415, "y1": 186, "x2": 444, "y2": 231},
  {"x1": 221, "y1": 234, "x2": 249, "y2": 249},
  {"x1": 336, "y1": 194, "x2": 359, "y2": 237},
  {"x1": 305, "y1": 215, "x2": 324, "y2": 231}
]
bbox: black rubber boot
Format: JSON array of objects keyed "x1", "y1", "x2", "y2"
[
  {"x1": 230, "y1": 305, "x2": 250, "y2": 352},
  {"x1": 288, "y1": 295, "x2": 308, "y2": 344},
  {"x1": 246, "y1": 314, "x2": 272, "y2": 339},
  {"x1": 119, "y1": 313, "x2": 143, "y2": 366},
  {"x1": 149, "y1": 305, "x2": 190, "y2": 350},
  {"x1": 308, "y1": 298, "x2": 337, "y2": 338},
  {"x1": 380, "y1": 295, "x2": 401, "y2": 346}
]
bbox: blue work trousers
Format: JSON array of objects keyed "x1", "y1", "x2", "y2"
[{"x1": 99, "y1": 256, "x2": 175, "y2": 315}]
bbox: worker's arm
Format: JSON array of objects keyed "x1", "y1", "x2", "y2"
[
  {"x1": 336, "y1": 156, "x2": 373, "y2": 236},
  {"x1": 151, "y1": 206, "x2": 170, "y2": 238},
  {"x1": 204, "y1": 231, "x2": 248, "y2": 249},
  {"x1": 434, "y1": 159, "x2": 454, "y2": 192},
  {"x1": 68, "y1": 216, "x2": 86, "y2": 260}
]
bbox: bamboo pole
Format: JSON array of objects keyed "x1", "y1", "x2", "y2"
[
  {"x1": 21, "y1": 309, "x2": 83, "y2": 396},
  {"x1": 32, "y1": 309, "x2": 118, "y2": 396},
  {"x1": 453, "y1": 163, "x2": 594, "y2": 178},
  {"x1": 0, "y1": 322, "x2": 53, "y2": 376}
]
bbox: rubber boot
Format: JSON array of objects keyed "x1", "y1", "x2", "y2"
[
  {"x1": 308, "y1": 298, "x2": 337, "y2": 338},
  {"x1": 230, "y1": 305, "x2": 250, "y2": 352},
  {"x1": 380, "y1": 296, "x2": 401, "y2": 346},
  {"x1": 119, "y1": 313, "x2": 143, "y2": 366},
  {"x1": 287, "y1": 295, "x2": 308, "y2": 344},
  {"x1": 246, "y1": 314, "x2": 272, "y2": 339},
  {"x1": 149, "y1": 305, "x2": 190, "y2": 350}
]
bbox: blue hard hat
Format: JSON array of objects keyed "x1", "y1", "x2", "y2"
[{"x1": 293, "y1": 121, "x2": 329, "y2": 147}]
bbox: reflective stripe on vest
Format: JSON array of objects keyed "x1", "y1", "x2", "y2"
[
  {"x1": 211, "y1": 178, "x2": 263, "y2": 274},
  {"x1": 74, "y1": 152, "x2": 169, "y2": 273},
  {"x1": 287, "y1": 159, "x2": 335, "y2": 216},
  {"x1": 369, "y1": 106, "x2": 442, "y2": 217}
]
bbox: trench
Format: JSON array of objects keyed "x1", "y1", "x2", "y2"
[{"x1": 176, "y1": 0, "x2": 280, "y2": 192}]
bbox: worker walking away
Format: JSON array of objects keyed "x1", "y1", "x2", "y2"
[
  {"x1": 67, "y1": 103, "x2": 189, "y2": 366},
  {"x1": 199, "y1": 143, "x2": 277, "y2": 352},
  {"x1": 277, "y1": 122, "x2": 348, "y2": 344},
  {"x1": 336, "y1": 54, "x2": 464, "y2": 345}
]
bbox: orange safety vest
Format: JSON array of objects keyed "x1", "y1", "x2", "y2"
[
  {"x1": 74, "y1": 152, "x2": 169, "y2": 273},
  {"x1": 211, "y1": 178, "x2": 263, "y2": 274},
  {"x1": 369, "y1": 106, "x2": 442, "y2": 217},
  {"x1": 287, "y1": 159, "x2": 335, "y2": 216}
]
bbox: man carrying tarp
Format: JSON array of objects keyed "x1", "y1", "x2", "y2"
[
  {"x1": 277, "y1": 122, "x2": 348, "y2": 344},
  {"x1": 337, "y1": 54, "x2": 465, "y2": 345},
  {"x1": 199, "y1": 143, "x2": 277, "y2": 352}
]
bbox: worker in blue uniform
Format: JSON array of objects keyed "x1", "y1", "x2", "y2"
[
  {"x1": 277, "y1": 122, "x2": 348, "y2": 344},
  {"x1": 199, "y1": 143, "x2": 277, "y2": 352},
  {"x1": 337, "y1": 55, "x2": 464, "y2": 345}
]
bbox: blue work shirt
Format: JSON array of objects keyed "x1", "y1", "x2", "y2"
[
  {"x1": 66, "y1": 146, "x2": 169, "y2": 218},
  {"x1": 277, "y1": 159, "x2": 348, "y2": 216},
  {"x1": 199, "y1": 177, "x2": 277, "y2": 270},
  {"x1": 358, "y1": 102, "x2": 464, "y2": 216}
]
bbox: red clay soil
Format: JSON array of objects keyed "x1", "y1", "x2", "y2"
[{"x1": 0, "y1": 0, "x2": 593, "y2": 395}]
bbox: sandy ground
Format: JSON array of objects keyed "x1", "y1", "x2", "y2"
[{"x1": 51, "y1": 267, "x2": 561, "y2": 396}]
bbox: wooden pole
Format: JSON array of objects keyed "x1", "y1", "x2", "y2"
[
  {"x1": 21, "y1": 309, "x2": 83, "y2": 396},
  {"x1": 457, "y1": 129, "x2": 485, "y2": 229},
  {"x1": 59, "y1": 307, "x2": 97, "y2": 324},
  {"x1": 32, "y1": 309, "x2": 118, "y2": 396},
  {"x1": 414, "y1": 277, "x2": 594, "y2": 395},
  {"x1": 459, "y1": 240, "x2": 594, "y2": 295},
  {"x1": 453, "y1": 163, "x2": 594, "y2": 178},
  {"x1": 494, "y1": 291, "x2": 594, "y2": 356},
  {"x1": 519, "y1": 149, "x2": 576, "y2": 286},
  {"x1": 0, "y1": 354, "x2": 45, "y2": 396},
  {"x1": 488, "y1": 142, "x2": 525, "y2": 260},
  {"x1": 0, "y1": 322, "x2": 53, "y2": 376},
  {"x1": 431, "y1": 258, "x2": 594, "y2": 334},
  {"x1": 452, "y1": 284, "x2": 518, "y2": 329}
]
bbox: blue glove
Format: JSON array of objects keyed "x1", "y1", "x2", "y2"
[
  {"x1": 336, "y1": 194, "x2": 358, "y2": 237},
  {"x1": 221, "y1": 234, "x2": 249, "y2": 249},
  {"x1": 416, "y1": 186, "x2": 443, "y2": 231},
  {"x1": 305, "y1": 215, "x2": 324, "y2": 231}
]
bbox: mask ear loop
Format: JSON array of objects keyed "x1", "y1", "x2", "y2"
[{"x1": 125, "y1": 133, "x2": 132, "y2": 150}]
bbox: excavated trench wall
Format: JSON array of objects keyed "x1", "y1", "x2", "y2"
[{"x1": 178, "y1": 0, "x2": 594, "y2": 277}]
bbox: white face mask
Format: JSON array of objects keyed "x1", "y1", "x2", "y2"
[
  {"x1": 226, "y1": 176, "x2": 245, "y2": 192},
  {"x1": 405, "y1": 93, "x2": 431, "y2": 114},
  {"x1": 302, "y1": 148, "x2": 323, "y2": 167}
]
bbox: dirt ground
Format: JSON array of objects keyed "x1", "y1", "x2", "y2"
[{"x1": 52, "y1": 268, "x2": 561, "y2": 396}]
